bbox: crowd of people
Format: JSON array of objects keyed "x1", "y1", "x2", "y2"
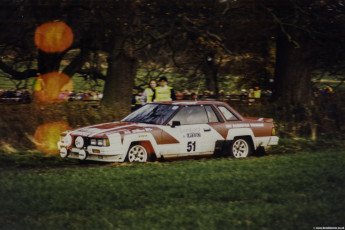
[
  {"x1": 313, "y1": 85, "x2": 335, "y2": 96},
  {"x1": 131, "y1": 76, "x2": 274, "y2": 110},
  {"x1": 0, "y1": 88, "x2": 103, "y2": 103},
  {"x1": 0, "y1": 88, "x2": 32, "y2": 103},
  {"x1": 1, "y1": 76, "x2": 336, "y2": 106}
]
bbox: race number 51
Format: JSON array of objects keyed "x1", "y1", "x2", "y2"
[{"x1": 187, "y1": 141, "x2": 196, "y2": 152}]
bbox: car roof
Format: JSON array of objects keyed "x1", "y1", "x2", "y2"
[{"x1": 151, "y1": 101, "x2": 227, "y2": 106}]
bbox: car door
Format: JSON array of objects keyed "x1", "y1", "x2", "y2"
[{"x1": 160, "y1": 105, "x2": 223, "y2": 157}]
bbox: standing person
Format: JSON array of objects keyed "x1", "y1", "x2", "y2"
[
  {"x1": 253, "y1": 86, "x2": 262, "y2": 99},
  {"x1": 33, "y1": 73, "x2": 45, "y2": 101},
  {"x1": 153, "y1": 76, "x2": 176, "y2": 102},
  {"x1": 132, "y1": 90, "x2": 142, "y2": 111},
  {"x1": 141, "y1": 79, "x2": 157, "y2": 105}
]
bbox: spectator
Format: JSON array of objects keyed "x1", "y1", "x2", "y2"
[
  {"x1": 191, "y1": 92, "x2": 198, "y2": 100},
  {"x1": 141, "y1": 79, "x2": 156, "y2": 105},
  {"x1": 248, "y1": 89, "x2": 255, "y2": 104},
  {"x1": 23, "y1": 89, "x2": 31, "y2": 103},
  {"x1": 201, "y1": 90, "x2": 210, "y2": 100},
  {"x1": 324, "y1": 85, "x2": 334, "y2": 95},
  {"x1": 262, "y1": 90, "x2": 272, "y2": 97},
  {"x1": 14, "y1": 89, "x2": 22, "y2": 98},
  {"x1": 97, "y1": 91, "x2": 103, "y2": 100},
  {"x1": 240, "y1": 89, "x2": 248, "y2": 102},
  {"x1": 33, "y1": 73, "x2": 45, "y2": 101},
  {"x1": 90, "y1": 91, "x2": 98, "y2": 100},
  {"x1": 175, "y1": 91, "x2": 183, "y2": 100},
  {"x1": 83, "y1": 90, "x2": 91, "y2": 100},
  {"x1": 58, "y1": 90, "x2": 70, "y2": 101},
  {"x1": 253, "y1": 86, "x2": 262, "y2": 99},
  {"x1": 153, "y1": 76, "x2": 176, "y2": 102},
  {"x1": 132, "y1": 91, "x2": 142, "y2": 111}
]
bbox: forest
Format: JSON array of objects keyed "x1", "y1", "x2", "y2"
[{"x1": 0, "y1": 0, "x2": 344, "y2": 145}]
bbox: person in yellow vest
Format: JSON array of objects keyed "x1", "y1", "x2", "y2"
[
  {"x1": 141, "y1": 79, "x2": 157, "y2": 105},
  {"x1": 132, "y1": 91, "x2": 142, "y2": 111},
  {"x1": 253, "y1": 86, "x2": 262, "y2": 99},
  {"x1": 153, "y1": 76, "x2": 176, "y2": 102},
  {"x1": 33, "y1": 73, "x2": 45, "y2": 101}
]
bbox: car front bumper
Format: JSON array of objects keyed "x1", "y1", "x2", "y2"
[{"x1": 58, "y1": 142, "x2": 125, "y2": 162}]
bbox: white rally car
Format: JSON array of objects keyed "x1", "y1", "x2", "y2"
[{"x1": 58, "y1": 101, "x2": 279, "y2": 162}]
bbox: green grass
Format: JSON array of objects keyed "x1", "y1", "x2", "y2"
[{"x1": 1, "y1": 150, "x2": 344, "y2": 230}]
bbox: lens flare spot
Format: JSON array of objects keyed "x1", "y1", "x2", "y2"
[
  {"x1": 34, "y1": 122, "x2": 71, "y2": 154},
  {"x1": 35, "y1": 72, "x2": 72, "y2": 103},
  {"x1": 35, "y1": 21, "x2": 73, "y2": 53}
]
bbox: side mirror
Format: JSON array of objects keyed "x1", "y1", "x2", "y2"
[{"x1": 171, "y1": 121, "x2": 181, "y2": 128}]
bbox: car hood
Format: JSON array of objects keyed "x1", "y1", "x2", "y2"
[{"x1": 67, "y1": 121, "x2": 155, "y2": 138}]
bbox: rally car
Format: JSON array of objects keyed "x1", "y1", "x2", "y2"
[{"x1": 58, "y1": 101, "x2": 279, "y2": 162}]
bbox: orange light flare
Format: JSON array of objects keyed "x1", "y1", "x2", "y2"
[
  {"x1": 34, "y1": 122, "x2": 71, "y2": 154},
  {"x1": 34, "y1": 21, "x2": 74, "y2": 53},
  {"x1": 35, "y1": 72, "x2": 73, "y2": 103}
]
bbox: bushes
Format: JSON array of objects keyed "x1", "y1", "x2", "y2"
[
  {"x1": 0, "y1": 95, "x2": 343, "y2": 153},
  {"x1": 230, "y1": 93, "x2": 345, "y2": 140},
  {"x1": 267, "y1": 138, "x2": 345, "y2": 155},
  {"x1": 0, "y1": 102, "x2": 127, "y2": 150}
]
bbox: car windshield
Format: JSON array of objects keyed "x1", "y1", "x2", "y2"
[{"x1": 122, "y1": 104, "x2": 180, "y2": 125}]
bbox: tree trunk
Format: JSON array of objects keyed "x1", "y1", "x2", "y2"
[
  {"x1": 63, "y1": 48, "x2": 91, "y2": 77},
  {"x1": 102, "y1": 35, "x2": 137, "y2": 115},
  {"x1": 37, "y1": 50, "x2": 63, "y2": 74},
  {"x1": 273, "y1": 32, "x2": 313, "y2": 106}
]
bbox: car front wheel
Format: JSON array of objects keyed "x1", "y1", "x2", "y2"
[
  {"x1": 127, "y1": 144, "x2": 148, "y2": 162},
  {"x1": 230, "y1": 138, "x2": 252, "y2": 158}
]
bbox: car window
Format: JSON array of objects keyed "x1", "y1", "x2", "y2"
[
  {"x1": 205, "y1": 105, "x2": 219, "y2": 123},
  {"x1": 217, "y1": 106, "x2": 238, "y2": 121},
  {"x1": 122, "y1": 104, "x2": 179, "y2": 125},
  {"x1": 169, "y1": 106, "x2": 208, "y2": 125}
]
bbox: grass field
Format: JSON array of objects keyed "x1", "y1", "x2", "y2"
[{"x1": 1, "y1": 150, "x2": 344, "y2": 230}]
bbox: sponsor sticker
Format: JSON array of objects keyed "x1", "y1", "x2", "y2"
[
  {"x1": 250, "y1": 123, "x2": 264, "y2": 127},
  {"x1": 186, "y1": 133, "x2": 201, "y2": 138},
  {"x1": 226, "y1": 123, "x2": 264, "y2": 129},
  {"x1": 180, "y1": 127, "x2": 201, "y2": 134},
  {"x1": 233, "y1": 123, "x2": 250, "y2": 128}
]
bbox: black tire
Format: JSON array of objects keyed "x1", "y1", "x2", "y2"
[{"x1": 230, "y1": 137, "x2": 252, "y2": 158}]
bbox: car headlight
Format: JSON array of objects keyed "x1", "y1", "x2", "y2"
[
  {"x1": 97, "y1": 139, "x2": 105, "y2": 146},
  {"x1": 75, "y1": 136, "x2": 84, "y2": 148},
  {"x1": 61, "y1": 134, "x2": 72, "y2": 147},
  {"x1": 91, "y1": 139, "x2": 97, "y2": 145},
  {"x1": 90, "y1": 138, "x2": 110, "y2": 146}
]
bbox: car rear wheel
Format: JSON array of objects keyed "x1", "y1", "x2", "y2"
[
  {"x1": 230, "y1": 138, "x2": 252, "y2": 158},
  {"x1": 127, "y1": 144, "x2": 148, "y2": 162}
]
